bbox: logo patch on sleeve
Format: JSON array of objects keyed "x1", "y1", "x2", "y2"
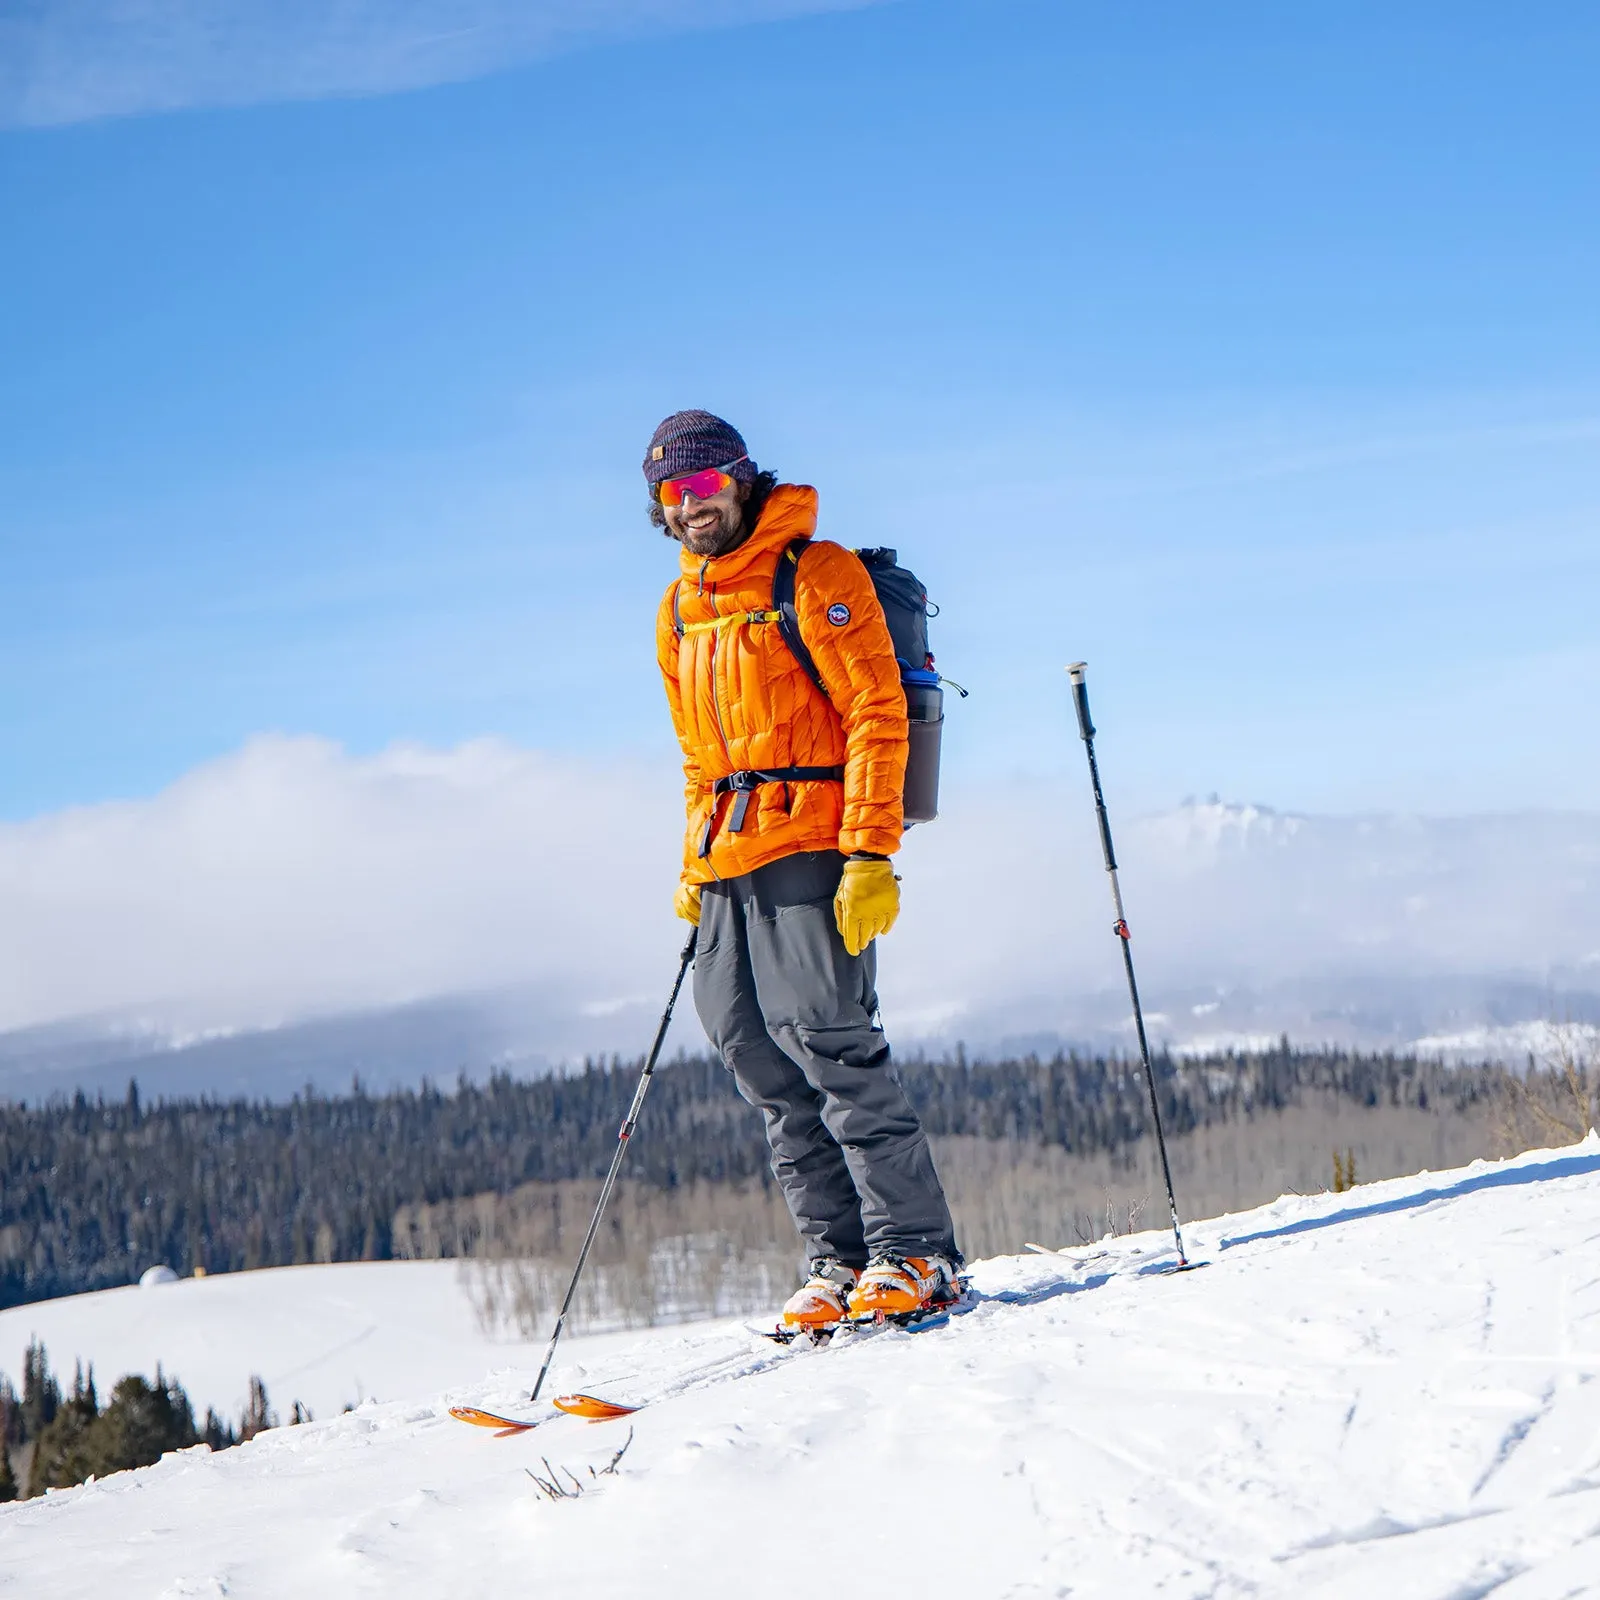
[{"x1": 826, "y1": 603, "x2": 851, "y2": 626}]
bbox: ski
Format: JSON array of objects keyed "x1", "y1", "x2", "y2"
[
  {"x1": 447, "y1": 1297, "x2": 962, "y2": 1434},
  {"x1": 553, "y1": 1393, "x2": 640, "y2": 1420},
  {"x1": 450, "y1": 1255, "x2": 1179, "y2": 1436},
  {"x1": 451, "y1": 1280, "x2": 985, "y2": 1446},
  {"x1": 449, "y1": 1405, "x2": 544, "y2": 1436},
  {"x1": 449, "y1": 1392, "x2": 640, "y2": 1435}
]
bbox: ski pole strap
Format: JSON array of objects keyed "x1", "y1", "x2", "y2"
[{"x1": 699, "y1": 765, "x2": 847, "y2": 855}]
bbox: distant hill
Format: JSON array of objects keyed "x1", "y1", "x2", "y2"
[
  {"x1": 5, "y1": 796, "x2": 1600, "y2": 1103},
  {"x1": 2, "y1": 967, "x2": 1595, "y2": 1109},
  {"x1": 0, "y1": 994, "x2": 558, "y2": 1106}
]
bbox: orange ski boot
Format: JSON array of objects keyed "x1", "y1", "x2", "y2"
[
  {"x1": 846, "y1": 1254, "x2": 956, "y2": 1320},
  {"x1": 781, "y1": 1260, "x2": 861, "y2": 1331}
]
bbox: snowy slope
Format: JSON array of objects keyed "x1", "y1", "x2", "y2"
[
  {"x1": 0, "y1": 1260, "x2": 663, "y2": 1425},
  {"x1": 4, "y1": 1138, "x2": 1600, "y2": 1598}
]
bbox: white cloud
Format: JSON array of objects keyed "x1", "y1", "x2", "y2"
[
  {"x1": 0, "y1": 0, "x2": 891, "y2": 127},
  {"x1": 2, "y1": 737, "x2": 1598, "y2": 1060},
  {"x1": 0, "y1": 734, "x2": 685, "y2": 1032}
]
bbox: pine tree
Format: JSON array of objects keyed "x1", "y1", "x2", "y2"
[
  {"x1": 20, "y1": 1340, "x2": 59, "y2": 1440},
  {"x1": 239, "y1": 1376, "x2": 275, "y2": 1442},
  {"x1": 201, "y1": 1406, "x2": 239, "y2": 1451},
  {"x1": 0, "y1": 1375, "x2": 21, "y2": 1452},
  {"x1": 30, "y1": 1365, "x2": 100, "y2": 1492},
  {"x1": 24, "y1": 1366, "x2": 203, "y2": 1492},
  {"x1": 92, "y1": 1373, "x2": 198, "y2": 1475}
]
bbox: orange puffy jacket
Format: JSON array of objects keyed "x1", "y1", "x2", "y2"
[{"x1": 656, "y1": 483, "x2": 908, "y2": 884}]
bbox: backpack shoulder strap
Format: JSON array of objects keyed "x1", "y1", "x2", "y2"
[
  {"x1": 772, "y1": 537, "x2": 828, "y2": 698},
  {"x1": 672, "y1": 579, "x2": 685, "y2": 638}
]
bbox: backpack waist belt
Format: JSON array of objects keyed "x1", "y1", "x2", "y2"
[{"x1": 699, "y1": 766, "x2": 846, "y2": 856}]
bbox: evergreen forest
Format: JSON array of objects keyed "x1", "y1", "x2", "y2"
[
  {"x1": 0, "y1": 1338, "x2": 286, "y2": 1501},
  {"x1": 0, "y1": 1043, "x2": 1518, "y2": 1311}
]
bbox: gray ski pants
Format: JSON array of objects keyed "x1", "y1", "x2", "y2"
[{"x1": 693, "y1": 849, "x2": 959, "y2": 1271}]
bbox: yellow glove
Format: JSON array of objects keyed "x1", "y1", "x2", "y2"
[
  {"x1": 674, "y1": 881, "x2": 702, "y2": 926},
  {"x1": 834, "y1": 858, "x2": 900, "y2": 957}
]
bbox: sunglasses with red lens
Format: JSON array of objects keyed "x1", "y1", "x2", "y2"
[{"x1": 656, "y1": 456, "x2": 749, "y2": 507}]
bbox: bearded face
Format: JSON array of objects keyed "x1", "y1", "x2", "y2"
[{"x1": 663, "y1": 477, "x2": 752, "y2": 557}]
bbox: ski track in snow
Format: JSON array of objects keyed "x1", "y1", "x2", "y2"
[{"x1": 3, "y1": 1139, "x2": 1600, "y2": 1598}]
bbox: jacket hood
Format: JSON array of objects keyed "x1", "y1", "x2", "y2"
[{"x1": 676, "y1": 483, "x2": 818, "y2": 584}]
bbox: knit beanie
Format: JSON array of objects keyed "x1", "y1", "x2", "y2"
[{"x1": 643, "y1": 410, "x2": 758, "y2": 487}]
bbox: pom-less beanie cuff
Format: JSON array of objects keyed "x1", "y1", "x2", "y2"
[{"x1": 643, "y1": 410, "x2": 757, "y2": 486}]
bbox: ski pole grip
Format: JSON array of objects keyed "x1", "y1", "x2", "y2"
[{"x1": 1067, "y1": 662, "x2": 1094, "y2": 742}]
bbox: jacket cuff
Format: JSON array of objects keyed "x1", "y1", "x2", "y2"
[{"x1": 839, "y1": 825, "x2": 902, "y2": 857}]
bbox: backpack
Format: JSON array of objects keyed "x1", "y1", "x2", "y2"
[
  {"x1": 773, "y1": 540, "x2": 954, "y2": 825},
  {"x1": 771, "y1": 542, "x2": 929, "y2": 686}
]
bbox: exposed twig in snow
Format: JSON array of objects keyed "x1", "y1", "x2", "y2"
[{"x1": 524, "y1": 1427, "x2": 634, "y2": 1501}]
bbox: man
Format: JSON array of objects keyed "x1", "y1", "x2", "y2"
[{"x1": 647, "y1": 409, "x2": 960, "y2": 1330}]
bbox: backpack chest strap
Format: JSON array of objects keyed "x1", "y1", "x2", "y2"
[{"x1": 675, "y1": 608, "x2": 782, "y2": 638}]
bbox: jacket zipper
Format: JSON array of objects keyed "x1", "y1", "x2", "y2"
[
  {"x1": 708, "y1": 632, "x2": 732, "y2": 761},
  {"x1": 702, "y1": 576, "x2": 732, "y2": 760},
  {"x1": 704, "y1": 579, "x2": 732, "y2": 879}
]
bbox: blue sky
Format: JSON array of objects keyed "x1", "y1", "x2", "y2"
[{"x1": 3, "y1": 0, "x2": 1598, "y2": 823}]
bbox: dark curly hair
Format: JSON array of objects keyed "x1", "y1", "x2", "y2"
[{"x1": 649, "y1": 469, "x2": 778, "y2": 536}]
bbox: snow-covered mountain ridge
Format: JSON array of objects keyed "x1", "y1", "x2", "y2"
[
  {"x1": 3, "y1": 1136, "x2": 1598, "y2": 1597},
  {"x1": 6, "y1": 745, "x2": 1600, "y2": 1094},
  {"x1": 7, "y1": 796, "x2": 1600, "y2": 1101}
]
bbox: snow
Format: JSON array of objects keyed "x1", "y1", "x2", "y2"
[
  {"x1": 4, "y1": 1138, "x2": 1600, "y2": 1597},
  {"x1": 0, "y1": 1260, "x2": 658, "y2": 1424},
  {"x1": 1411, "y1": 1019, "x2": 1600, "y2": 1063}
]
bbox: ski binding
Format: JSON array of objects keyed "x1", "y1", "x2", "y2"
[{"x1": 759, "y1": 1280, "x2": 973, "y2": 1345}]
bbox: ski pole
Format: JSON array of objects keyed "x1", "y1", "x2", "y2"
[
  {"x1": 528, "y1": 925, "x2": 699, "y2": 1404},
  {"x1": 1066, "y1": 663, "x2": 1191, "y2": 1269}
]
